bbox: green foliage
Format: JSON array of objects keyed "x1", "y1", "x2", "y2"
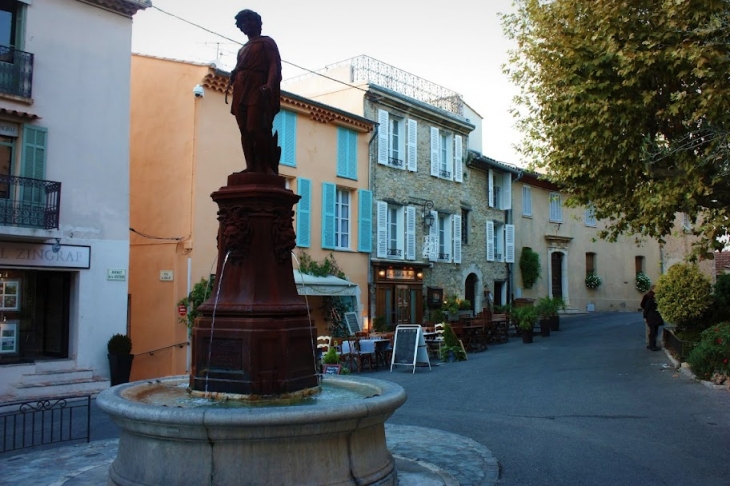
[
  {"x1": 297, "y1": 251, "x2": 345, "y2": 278},
  {"x1": 107, "y1": 333, "x2": 132, "y2": 355},
  {"x1": 512, "y1": 305, "x2": 539, "y2": 331},
  {"x1": 441, "y1": 295, "x2": 461, "y2": 315},
  {"x1": 440, "y1": 323, "x2": 467, "y2": 361},
  {"x1": 656, "y1": 263, "x2": 712, "y2": 331},
  {"x1": 585, "y1": 273, "x2": 602, "y2": 289},
  {"x1": 536, "y1": 296, "x2": 563, "y2": 318},
  {"x1": 494, "y1": 304, "x2": 512, "y2": 315},
  {"x1": 709, "y1": 274, "x2": 730, "y2": 324},
  {"x1": 502, "y1": 1, "x2": 730, "y2": 256},
  {"x1": 686, "y1": 323, "x2": 730, "y2": 380},
  {"x1": 322, "y1": 347, "x2": 339, "y2": 365},
  {"x1": 373, "y1": 315, "x2": 389, "y2": 333},
  {"x1": 177, "y1": 277, "x2": 214, "y2": 336},
  {"x1": 519, "y1": 247, "x2": 541, "y2": 289},
  {"x1": 636, "y1": 272, "x2": 652, "y2": 293},
  {"x1": 458, "y1": 299, "x2": 472, "y2": 311},
  {"x1": 430, "y1": 308, "x2": 445, "y2": 324}
]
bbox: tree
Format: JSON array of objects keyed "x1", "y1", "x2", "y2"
[{"x1": 502, "y1": 0, "x2": 730, "y2": 256}]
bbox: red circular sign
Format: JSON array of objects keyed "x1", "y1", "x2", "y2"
[{"x1": 178, "y1": 305, "x2": 187, "y2": 317}]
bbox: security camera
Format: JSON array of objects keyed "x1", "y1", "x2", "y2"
[{"x1": 193, "y1": 84, "x2": 204, "y2": 98}]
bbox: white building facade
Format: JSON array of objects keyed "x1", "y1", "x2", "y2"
[{"x1": 0, "y1": 0, "x2": 149, "y2": 401}]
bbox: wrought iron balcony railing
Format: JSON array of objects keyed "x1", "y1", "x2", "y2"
[
  {"x1": 0, "y1": 45, "x2": 33, "y2": 99},
  {"x1": 0, "y1": 175, "x2": 61, "y2": 229},
  {"x1": 388, "y1": 157, "x2": 403, "y2": 168},
  {"x1": 439, "y1": 170, "x2": 451, "y2": 179},
  {"x1": 438, "y1": 253, "x2": 450, "y2": 260},
  {"x1": 387, "y1": 248, "x2": 402, "y2": 257}
]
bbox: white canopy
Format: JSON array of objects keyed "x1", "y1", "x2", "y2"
[{"x1": 293, "y1": 270, "x2": 358, "y2": 297}]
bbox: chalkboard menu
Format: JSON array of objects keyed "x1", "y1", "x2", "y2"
[
  {"x1": 344, "y1": 312, "x2": 361, "y2": 335},
  {"x1": 390, "y1": 325, "x2": 431, "y2": 373}
]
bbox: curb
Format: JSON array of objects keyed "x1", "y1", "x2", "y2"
[{"x1": 662, "y1": 347, "x2": 729, "y2": 391}]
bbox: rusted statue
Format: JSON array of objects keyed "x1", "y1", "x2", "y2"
[{"x1": 229, "y1": 9, "x2": 282, "y2": 175}]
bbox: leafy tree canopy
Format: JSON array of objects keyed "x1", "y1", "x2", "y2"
[{"x1": 502, "y1": 0, "x2": 730, "y2": 256}]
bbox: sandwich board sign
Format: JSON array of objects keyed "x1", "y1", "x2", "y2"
[
  {"x1": 390, "y1": 324, "x2": 431, "y2": 373},
  {"x1": 344, "y1": 312, "x2": 361, "y2": 335}
]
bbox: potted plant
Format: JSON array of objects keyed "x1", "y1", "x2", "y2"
[
  {"x1": 535, "y1": 297, "x2": 553, "y2": 337},
  {"x1": 512, "y1": 305, "x2": 538, "y2": 343},
  {"x1": 457, "y1": 299, "x2": 473, "y2": 318},
  {"x1": 321, "y1": 347, "x2": 341, "y2": 374},
  {"x1": 636, "y1": 272, "x2": 652, "y2": 293},
  {"x1": 585, "y1": 273, "x2": 602, "y2": 290},
  {"x1": 107, "y1": 333, "x2": 134, "y2": 386},
  {"x1": 441, "y1": 295, "x2": 461, "y2": 322},
  {"x1": 439, "y1": 323, "x2": 467, "y2": 362}
]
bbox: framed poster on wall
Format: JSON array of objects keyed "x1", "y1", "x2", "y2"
[
  {"x1": 0, "y1": 280, "x2": 19, "y2": 310},
  {"x1": 0, "y1": 320, "x2": 18, "y2": 354}
]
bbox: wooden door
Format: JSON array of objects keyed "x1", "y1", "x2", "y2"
[{"x1": 551, "y1": 252, "x2": 563, "y2": 299}]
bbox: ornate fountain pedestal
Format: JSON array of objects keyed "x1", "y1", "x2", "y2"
[{"x1": 190, "y1": 173, "x2": 318, "y2": 396}]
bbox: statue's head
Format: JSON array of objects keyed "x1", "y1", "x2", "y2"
[{"x1": 235, "y1": 9, "x2": 262, "y2": 30}]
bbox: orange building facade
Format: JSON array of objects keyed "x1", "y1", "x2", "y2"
[{"x1": 129, "y1": 55, "x2": 374, "y2": 380}]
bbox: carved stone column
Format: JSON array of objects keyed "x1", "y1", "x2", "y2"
[{"x1": 190, "y1": 173, "x2": 318, "y2": 396}]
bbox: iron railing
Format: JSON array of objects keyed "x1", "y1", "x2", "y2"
[
  {"x1": 388, "y1": 157, "x2": 403, "y2": 168},
  {"x1": 0, "y1": 395, "x2": 91, "y2": 453},
  {"x1": 387, "y1": 248, "x2": 402, "y2": 257},
  {"x1": 0, "y1": 45, "x2": 33, "y2": 99},
  {"x1": 439, "y1": 169, "x2": 451, "y2": 179},
  {"x1": 663, "y1": 328, "x2": 698, "y2": 361},
  {"x1": 438, "y1": 253, "x2": 450, "y2": 260},
  {"x1": 0, "y1": 175, "x2": 61, "y2": 229}
]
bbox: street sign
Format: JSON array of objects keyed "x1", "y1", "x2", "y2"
[{"x1": 178, "y1": 305, "x2": 187, "y2": 316}]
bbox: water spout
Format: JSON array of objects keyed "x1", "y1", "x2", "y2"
[{"x1": 205, "y1": 250, "x2": 230, "y2": 394}]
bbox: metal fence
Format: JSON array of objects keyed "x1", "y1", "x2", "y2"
[
  {"x1": 0, "y1": 175, "x2": 61, "y2": 229},
  {"x1": 663, "y1": 327, "x2": 698, "y2": 361},
  {"x1": 0, "y1": 45, "x2": 33, "y2": 99},
  {"x1": 0, "y1": 395, "x2": 91, "y2": 453}
]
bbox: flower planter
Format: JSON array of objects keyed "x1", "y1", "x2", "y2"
[
  {"x1": 549, "y1": 315, "x2": 560, "y2": 331},
  {"x1": 108, "y1": 354, "x2": 134, "y2": 386},
  {"x1": 539, "y1": 319, "x2": 551, "y2": 337},
  {"x1": 521, "y1": 329, "x2": 534, "y2": 343}
]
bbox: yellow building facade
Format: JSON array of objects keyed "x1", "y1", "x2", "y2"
[{"x1": 129, "y1": 55, "x2": 374, "y2": 380}]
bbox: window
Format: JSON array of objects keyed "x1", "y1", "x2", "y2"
[
  {"x1": 273, "y1": 110, "x2": 297, "y2": 167},
  {"x1": 494, "y1": 223, "x2": 504, "y2": 261},
  {"x1": 334, "y1": 188, "x2": 350, "y2": 249},
  {"x1": 585, "y1": 205, "x2": 597, "y2": 227},
  {"x1": 461, "y1": 208, "x2": 470, "y2": 244},
  {"x1": 635, "y1": 256, "x2": 645, "y2": 275},
  {"x1": 549, "y1": 192, "x2": 562, "y2": 222},
  {"x1": 682, "y1": 213, "x2": 691, "y2": 232},
  {"x1": 336, "y1": 127, "x2": 357, "y2": 180},
  {"x1": 388, "y1": 117, "x2": 404, "y2": 168},
  {"x1": 586, "y1": 252, "x2": 596, "y2": 277},
  {"x1": 0, "y1": 0, "x2": 25, "y2": 49},
  {"x1": 387, "y1": 205, "x2": 401, "y2": 258},
  {"x1": 522, "y1": 185, "x2": 532, "y2": 216},
  {"x1": 430, "y1": 127, "x2": 452, "y2": 180},
  {"x1": 376, "y1": 201, "x2": 415, "y2": 260},
  {"x1": 493, "y1": 185, "x2": 501, "y2": 210},
  {"x1": 437, "y1": 213, "x2": 451, "y2": 262},
  {"x1": 0, "y1": 134, "x2": 14, "y2": 197}
]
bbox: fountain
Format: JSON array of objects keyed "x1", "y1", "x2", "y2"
[{"x1": 97, "y1": 9, "x2": 405, "y2": 486}]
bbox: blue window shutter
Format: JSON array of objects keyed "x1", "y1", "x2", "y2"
[
  {"x1": 321, "y1": 182, "x2": 336, "y2": 249},
  {"x1": 21, "y1": 125, "x2": 48, "y2": 204},
  {"x1": 296, "y1": 178, "x2": 311, "y2": 247},
  {"x1": 357, "y1": 189, "x2": 372, "y2": 252},
  {"x1": 337, "y1": 127, "x2": 357, "y2": 180},
  {"x1": 274, "y1": 110, "x2": 297, "y2": 167},
  {"x1": 336, "y1": 127, "x2": 348, "y2": 177},
  {"x1": 347, "y1": 130, "x2": 357, "y2": 179}
]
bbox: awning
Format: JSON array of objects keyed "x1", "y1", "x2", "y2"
[{"x1": 293, "y1": 270, "x2": 358, "y2": 297}]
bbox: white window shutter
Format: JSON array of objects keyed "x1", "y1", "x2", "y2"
[
  {"x1": 405, "y1": 206, "x2": 416, "y2": 260},
  {"x1": 488, "y1": 170, "x2": 494, "y2": 207},
  {"x1": 453, "y1": 135, "x2": 463, "y2": 183},
  {"x1": 377, "y1": 109, "x2": 389, "y2": 166},
  {"x1": 502, "y1": 172, "x2": 512, "y2": 210},
  {"x1": 430, "y1": 127, "x2": 439, "y2": 177},
  {"x1": 376, "y1": 201, "x2": 387, "y2": 258},
  {"x1": 407, "y1": 119, "x2": 417, "y2": 172},
  {"x1": 486, "y1": 220, "x2": 495, "y2": 261},
  {"x1": 429, "y1": 210, "x2": 439, "y2": 261},
  {"x1": 505, "y1": 224, "x2": 515, "y2": 263},
  {"x1": 452, "y1": 214, "x2": 462, "y2": 263}
]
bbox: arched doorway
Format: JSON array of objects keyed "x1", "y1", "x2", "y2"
[
  {"x1": 465, "y1": 273, "x2": 477, "y2": 312},
  {"x1": 551, "y1": 252, "x2": 563, "y2": 299}
]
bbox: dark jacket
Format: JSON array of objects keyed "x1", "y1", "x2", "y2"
[{"x1": 641, "y1": 291, "x2": 663, "y2": 327}]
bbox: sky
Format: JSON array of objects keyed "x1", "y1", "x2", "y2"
[{"x1": 131, "y1": 0, "x2": 522, "y2": 165}]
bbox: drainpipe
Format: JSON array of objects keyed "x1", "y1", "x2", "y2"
[{"x1": 366, "y1": 118, "x2": 379, "y2": 327}]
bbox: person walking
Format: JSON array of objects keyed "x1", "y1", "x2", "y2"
[{"x1": 640, "y1": 285, "x2": 663, "y2": 351}]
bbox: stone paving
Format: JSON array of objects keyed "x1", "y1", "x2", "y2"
[{"x1": 0, "y1": 424, "x2": 499, "y2": 486}]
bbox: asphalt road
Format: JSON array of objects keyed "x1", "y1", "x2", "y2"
[
  {"x1": 4, "y1": 312, "x2": 729, "y2": 485},
  {"x1": 384, "y1": 312, "x2": 730, "y2": 485}
]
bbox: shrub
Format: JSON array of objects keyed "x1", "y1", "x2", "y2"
[
  {"x1": 636, "y1": 272, "x2": 652, "y2": 293},
  {"x1": 519, "y1": 247, "x2": 541, "y2": 289},
  {"x1": 686, "y1": 322, "x2": 730, "y2": 380},
  {"x1": 107, "y1": 334, "x2": 132, "y2": 355},
  {"x1": 177, "y1": 277, "x2": 214, "y2": 335},
  {"x1": 655, "y1": 263, "x2": 712, "y2": 331},
  {"x1": 322, "y1": 347, "x2": 339, "y2": 365},
  {"x1": 709, "y1": 274, "x2": 730, "y2": 324},
  {"x1": 585, "y1": 273, "x2": 602, "y2": 289},
  {"x1": 512, "y1": 305, "x2": 539, "y2": 330},
  {"x1": 440, "y1": 323, "x2": 467, "y2": 361}
]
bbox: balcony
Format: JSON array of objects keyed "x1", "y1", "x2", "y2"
[
  {"x1": 388, "y1": 157, "x2": 403, "y2": 168},
  {"x1": 439, "y1": 170, "x2": 451, "y2": 179},
  {"x1": 0, "y1": 175, "x2": 61, "y2": 229},
  {"x1": 0, "y1": 46, "x2": 33, "y2": 99},
  {"x1": 387, "y1": 248, "x2": 402, "y2": 257}
]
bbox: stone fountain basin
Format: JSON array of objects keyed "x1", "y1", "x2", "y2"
[{"x1": 97, "y1": 375, "x2": 407, "y2": 486}]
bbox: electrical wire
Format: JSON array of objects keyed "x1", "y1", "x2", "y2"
[
  {"x1": 149, "y1": 5, "x2": 369, "y2": 94},
  {"x1": 129, "y1": 227, "x2": 186, "y2": 241}
]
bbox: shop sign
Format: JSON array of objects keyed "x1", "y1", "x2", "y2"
[
  {"x1": 386, "y1": 269, "x2": 416, "y2": 280},
  {"x1": 0, "y1": 121, "x2": 19, "y2": 138},
  {"x1": 0, "y1": 241, "x2": 91, "y2": 269}
]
